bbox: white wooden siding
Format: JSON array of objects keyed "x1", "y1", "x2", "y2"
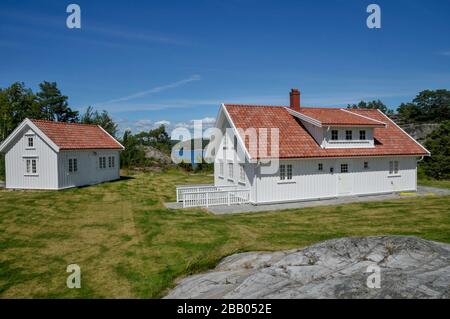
[
  {"x1": 253, "y1": 157, "x2": 417, "y2": 204},
  {"x1": 58, "y1": 150, "x2": 120, "y2": 189},
  {"x1": 4, "y1": 128, "x2": 59, "y2": 189}
]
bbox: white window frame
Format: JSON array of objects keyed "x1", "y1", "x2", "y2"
[
  {"x1": 359, "y1": 130, "x2": 366, "y2": 140},
  {"x1": 389, "y1": 160, "x2": 399, "y2": 175},
  {"x1": 108, "y1": 156, "x2": 112, "y2": 168},
  {"x1": 239, "y1": 164, "x2": 245, "y2": 184},
  {"x1": 287, "y1": 164, "x2": 293, "y2": 180},
  {"x1": 331, "y1": 130, "x2": 338, "y2": 141},
  {"x1": 318, "y1": 163, "x2": 323, "y2": 171},
  {"x1": 68, "y1": 158, "x2": 78, "y2": 173},
  {"x1": 228, "y1": 162, "x2": 234, "y2": 181},
  {"x1": 219, "y1": 162, "x2": 224, "y2": 178},
  {"x1": 340, "y1": 163, "x2": 349, "y2": 173},
  {"x1": 345, "y1": 130, "x2": 353, "y2": 141},
  {"x1": 111, "y1": 156, "x2": 115, "y2": 168},
  {"x1": 99, "y1": 156, "x2": 107, "y2": 169},
  {"x1": 24, "y1": 157, "x2": 38, "y2": 176},
  {"x1": 25, "y1": 134, "x2": 35, "y2": 150},
  {"x1": 279, "y1": 164, "x2": 286, "y2": 180}
]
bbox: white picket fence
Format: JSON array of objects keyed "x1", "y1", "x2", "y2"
[
  {"x1": 176, "y1": 184, "x2": 250, "y2": 208},
  {"x1": 176, "y1": 184, "x2": 237, "y2": 202}
]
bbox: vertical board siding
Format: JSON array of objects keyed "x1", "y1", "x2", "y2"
[
  {"x1": 254, "y1": 157, "x2": 417, "y2": 204},
  {"x1": 5, "y1": 128, "x2": 58, "y2": 189},
  {"x1": 58, "y1": 150, "x2": 120, "y2": 188}
]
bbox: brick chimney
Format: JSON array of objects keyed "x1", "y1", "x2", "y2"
[{"x1": 290, "y1": 88, "x2": 300, "y2": 112}]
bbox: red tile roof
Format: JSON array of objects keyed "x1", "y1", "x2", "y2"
[
  {"x1": 299, "y1": 107, "x2": 386, "y2": 126},
  {"x1": 224, "y1": 105, "x2": 429, "y2": 159},
  {"x1": 31, "y1": 119, "x2": 123, "y2": 150}
]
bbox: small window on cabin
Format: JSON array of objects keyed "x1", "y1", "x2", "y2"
[
  {"x1": 25, "y1": 158, "x2": 37, "y2": 174},
  {"x1": 287, "y1": 164, "x2": 293, "y2": 180},
  {"x1": 228, "y1": 163, "x2": 234, "y2": 179},
  {"x1": 364, "y1": 162, "x2": 369, "y2": 169},
  {"x1": 27, "y1": 137, "x2": 34, "y2": 148},
  {"x1": 239, "y1": 165, "x2": 245, "y2": 182},
  {"x1": 340, "y1": 164, "x2": 349, "y2": 173},
  {"x1": 360, "y1": 130, "x2": 366, "y2": 140},
  {"x1": 389, "y1": 160, "x2": 399, "y2": 175},
  {"x1": 318, "y1": 163, "x2": 323, "y2": 171},
  {"x1": 331, "y1": 130, "x2": 338, "y2": 140},
  {"x1": 112, "y1": 156, "x2": 115, "y2": 168},
  {"x1": 219, "y1": 162, "x2": 224, "y2": 176},
  {"x1": 108, "y1": 156, "x2": 112, "y2": 168},
  {"x1": 279, "y1": 164, "x2": 286, "y2": 180},
  {"x1": 234, "y1": 136, "x2": 238, "y2": 151},
  {"x1": 345, "y1": 130, "x2": 353, "y2": 140},
  {"x1": 69, "y1": 158, "x2": 78, "y2": 173}
]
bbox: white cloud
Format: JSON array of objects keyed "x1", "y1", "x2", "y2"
[
  {"x1": 439, "y1": 50, "x2": 450, "y2": 56},
  {"x1": 154, "y1": 120, "x2": 171, "y2": 127}
]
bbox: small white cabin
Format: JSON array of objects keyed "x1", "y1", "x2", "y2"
[{"x1": 0, "y1": 118, "x2": 124, "y2": 190}]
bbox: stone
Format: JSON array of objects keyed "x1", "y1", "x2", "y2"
[{"x1": 165, "y1": 236, "x2": 450, "y2": 299}]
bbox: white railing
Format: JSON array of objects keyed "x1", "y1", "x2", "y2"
[
  {"x1": 182, "y1": 188, "x2": 250, "y2": 208},
  {"x1": 176, "y1": 184, "x2": 239, "y2": 202}
]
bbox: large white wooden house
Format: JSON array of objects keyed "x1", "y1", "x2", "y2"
[
  {"x1": 201, "y1": 89, "x2": 429, "y2": 206},
  {"x1": 0, "y1": 118, "x2": 124, "y2": 190}
]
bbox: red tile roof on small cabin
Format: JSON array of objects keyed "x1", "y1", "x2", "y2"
[
  {"x1": 31, "y1": 119, "x2": 123, "y2": 150},
  {"x1": 223, "y1": 105, "x2": 429, "y2": 159}
]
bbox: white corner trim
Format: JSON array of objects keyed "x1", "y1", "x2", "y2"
[
  {"x1": 375, "y1": 109, "x2": 430, "y2": 156},
  {"x1": 0, "y1": 118, "x2": 60, "y2": 153},
  {"x1": 285, "y1": 107, "x2": 323, "y2": 127},
  {"x1": 221, "y1": 104, "x2": 254, "y2": 162},
  {"x1": 97, "y1": 125, "x2": 125, "y2": 150},
  {"x1": 340, "y1": 109, "x2": 387, "y2": 126}
]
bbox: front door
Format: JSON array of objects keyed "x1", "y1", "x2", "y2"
[{"x1": 337, "y1": 160, "x2": 352, "y2": 195}]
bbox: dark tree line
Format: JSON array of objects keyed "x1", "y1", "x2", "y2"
[{"x1": 347, "y1": 89, "x2": 450, "y2": 124}]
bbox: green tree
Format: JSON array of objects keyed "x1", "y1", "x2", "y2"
[
  {"x1": 80, "y1": 106, "x2": 118, "y2": 137},
  {"x1": 347, "y1": 99, "x2": 394, "y2": 116},
  {"x1": 120, "y1": 130, "x2": 145, "y2": 167},
  {"x1": 396, "y1": 89, "x2": 450, "y2": 123},
  {"x1": 422, "y1": 121, "x2": 450, "y2": 179},
  {"x1": 37, "y1": 81, "x2": 78, "y2": 122}
]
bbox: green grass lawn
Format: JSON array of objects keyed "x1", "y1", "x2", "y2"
[{"x1": 0, "y1": 169, "x2": 449, "y2": 298}]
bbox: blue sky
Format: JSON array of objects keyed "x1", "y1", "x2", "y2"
[{"x1": 1, "y1": 0, "x2": 449, "y2": 136}]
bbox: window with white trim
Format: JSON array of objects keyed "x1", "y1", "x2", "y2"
[
  {"x1": 111, "y1": 156, "x2": 115, "y2": 168},
  {"x1": 239, "y1": 165, "x2": 245, "y2": 182},
  {"x1": 359, "y1": 130, "x2": 366, "y2": 140},
  {"x1": 287, "y1": 164, "x2": 293, "y2": 180},
  {"x1": 228, "y1": 163, "x2": 233, "y2": 179},
  {"x1": 340, "y1": 163, "x2": 349, "y2": 173},
  {"x1": 223, "y1": 135, "x2": 227, "y2": 149},
  {"x1": 345, "y1": 130, "x2": 353, "y2": 140},
  {"x1": 27, "y1": 137, "x2": 34, "y2": 148},
  {"x1": 25, "y1": 158, "x2": 37, "y2": 174},
  {"x1": 389, "y1": 160, "x2": 399, "y2": 175},
  {"x1": 364, "y1": 161, "x2": 369, "y2": 169},
  {"x1": 108, "y1": 156, "x2": 112, "y2": 168},
  {"x1": 219, "y1": 162, "x2": 224, "y2": 176},
  {"x1": 318, "y1": 163, "x2": 323, "y2": 171},
  {"x1": 68, "y1": 158, "x2": 78, "y2": 173},
  {"x1": 99, "y1": 156, "x2": 107, "y2": 169},
  {"x1": 279, "y1": 164, "x2": 286, "y2": 180},
  {"x1": 234, "y1": 136, "x2": 238, "y2": 151},
  {"x1": 331, "y1": 130, "x2": 338, "y2": 140}
]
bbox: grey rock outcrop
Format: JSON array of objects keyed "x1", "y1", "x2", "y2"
[{"x1": 165, "y1": 236, "x2": 450, "y2": 299}]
